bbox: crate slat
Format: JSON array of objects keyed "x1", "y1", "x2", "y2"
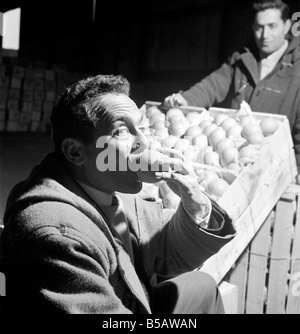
[
  {"x1": 245, "y1": 211, "x2": 274, "y2": 314},
  {"x1": 219, "y1": 282, "x2": 239, "y2": 314},
  {"x1": 286, "y1": 189, "x2": 300, "y2": 314},
  {"x1": 200, "y1": 151, "x2": 296, "y2": 284},
  {"x1": 266, "y1": 194, "x2": 296, "y2": 314},
  {"x1": 228, "y1": 249, "x2": 250, "y2": 314}
]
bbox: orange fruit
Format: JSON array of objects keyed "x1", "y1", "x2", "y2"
[
  {"x1": 152, "y1": 120, "x2": 166, "y2": 131},
  {"x1": 207, "y1": 178, "x2": 230, "y2": 198},
  {"x1": 166, "y1": 108, "x2": 185, "y2": 122},
  {"x1": 174, "y1": 138, "x2": 190, "y2": 153},
  {"x1": 209, "y1": 127, "x2": 226, "y2": 147},
  {"x1": 184, "y1": 147, "x2": 198, "y2": 162},
  {"x1": 238, "y1": 145, "x2": 258, "y2": 160},
  {"x1": 221, "y1": 117, "x2": 238, "y2": 132},
  {"x1": 227, "y1": 162, "x2": 242, "y2": 172},
  {"x1": 192, "y1": 134, "x2": 208, "y2": 150},
  {"x1": 215, "y1": 138, "x2": 235, "y2": 155},
  {"x1": 204, "y1": 151, "x2": 220, "y2": 166},
  {"x1": 186, "y1": 111, "x2": 203, "y2": 126},
  {"x1": 162, "y1": 135, "x2": 178, "y2": 148},
  {"x1": 239, "y1": 115, "x2": 255, "y2": 127},
  {"x1": 146, "y1": 106, "x2": 161, "y2": 119},
  {"x1": 170, "y1": 121, "x2": 188, "y2": 137},
  {"x1": 221, "y1": 147, "x2": 239, "y2": 166},
  {"x1": 200, "y1": 119, "x2": 212, "y2": 130},
  {"x1": 260, "y1": 118, "x2": 279, "y2": 136},
  {"x1": 246, "y1": 131, "x2": 265, "y2": 146},
  {"x1": 154, "y1": 128, "x2": 169, "y2": 140},
  {"x1": 214, "y1": 113, "x2": 229, "y2": 126},
  {"x1": 185, "y1": 126, "x2": 202, "y2": 140},
  {"x1": 202, "y1": 123, "x2": 218, "y2": 136},
  {"x1": 242, "y1": 123, "x2": 262, "y2": 139},
  {"x1": 227, "y1": 124, "x2": 243, "y2": 138},
  {"x1": 150, "y1": 112, "x2": 165, "y2": 125}
]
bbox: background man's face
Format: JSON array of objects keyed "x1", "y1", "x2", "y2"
[{"x1": 253, "y1": 8, "x2": 291, "y2": 57}]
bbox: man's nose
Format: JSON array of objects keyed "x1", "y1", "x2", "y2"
[{"x1": 262, "y1": 26, "x2": 270, "y2": 39}]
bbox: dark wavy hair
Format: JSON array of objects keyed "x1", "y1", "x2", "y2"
[
  {"x1": 252, "y1": 0, "x2": 290, "y2": 22},
  {"x1": 50, "y1": 74, "x2": 131, "y2": 152}
]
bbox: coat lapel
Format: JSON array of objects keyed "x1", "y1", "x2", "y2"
[{"x1": 240, "y1": 52, "x2": 260, "y2": 85}]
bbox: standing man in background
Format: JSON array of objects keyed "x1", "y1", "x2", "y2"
[{"x1": 163, "y1": 0, "x2": 300, "y2": 181}]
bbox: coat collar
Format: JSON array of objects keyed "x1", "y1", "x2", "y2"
[
  {"x1": 239, "y1": 51, "x2": 260, "y2": 85},
  {"x1": 238, "y1": 36, "x2": 300, "y2": 84}
]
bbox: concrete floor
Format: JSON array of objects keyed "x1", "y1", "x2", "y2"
[{"x1": 0, "y1": 132, "x2": 54, "y2": 224}]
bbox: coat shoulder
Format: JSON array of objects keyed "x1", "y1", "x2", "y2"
[{"x1": 4, "y1": 200, "x2": 114, "y2": 257}]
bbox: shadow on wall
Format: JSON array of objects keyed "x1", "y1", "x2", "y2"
[{"x1": 0, "y1": 132, "x2": 53, "y2": 224}]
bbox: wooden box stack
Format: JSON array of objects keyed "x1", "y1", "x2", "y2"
[
  {"x1": 143, "y1": 102, "x2": 298, "y2": 313},
  {"x1": 0, "y1": 60, "x2": 56, "y2": 133},
  {"x1": 199, "y1": 108, "x2": 297, "y2": 285},
  {"x1": 0, "y1": 56, "x2": 90, "y2": 133},
  {"x1": 227, "y1": 184, "x2": 300, "y2": 314}
]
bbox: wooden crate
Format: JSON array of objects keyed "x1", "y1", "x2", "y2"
[
  {"x1": 219, "y1": 281, "x2": 239, "y2": 314},
  {"x1": 143, "y1": 102, "x2": 298, "y2": 286},
  {"x1": 199, "y1": 107, "x2": 297, "y2": 284},
  {"x1": 227, "y1": 184, "x2": 300, "y2": 314}
]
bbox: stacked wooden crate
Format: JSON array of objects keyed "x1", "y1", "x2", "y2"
[
  {"x1": 0, "y1": 60, "x2": 55, "y2": 132},
  {"x1": 143, "y1": 102, "x2": 298, "y2": 313},
  {"x1": 0, "y1": 55, "x2": 90, "y2": 133},
  {"x1": 227, "y1": 184, "x2": 300, "y2": 314},
  {"x1": 199, "y1": 108, "x2": 297, "y2": 284}
]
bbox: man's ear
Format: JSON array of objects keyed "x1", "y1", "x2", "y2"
[
  {"x1": 61, "y1": 138, "x2": 85, "y2": 166},
  {"x1": 285, "y1": 19, "x2": 292, "y2": 35}
]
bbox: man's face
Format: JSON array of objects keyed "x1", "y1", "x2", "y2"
[
  {"x1": 82, "y1": 94, "x2": 149, "y2": 194},
  {"x1": 253, "y1": 9, "x2": 291, "y2": 57}
]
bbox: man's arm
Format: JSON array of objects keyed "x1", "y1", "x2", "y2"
[
  {"x1": 154, "y1": 198, "x2": 235, "y2": 279},
  {"x1": 182, "y1": 62, "x2": 235, "y2": 108},
  {"x1": 153, "y1": 148, "x2": 236, "y2": 278},
  {"x1": 163, "y1": 60, "x2": 235, "y2": 109}
]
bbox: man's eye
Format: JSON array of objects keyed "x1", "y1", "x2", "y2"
[{"x1": 114, "y1": 127, "x2": 130, "y2": 138}]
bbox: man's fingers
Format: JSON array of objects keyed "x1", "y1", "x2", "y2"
[
  {"x1": 163, "y1": 93, "x2": 188, "y2": 108},
  {"x1": 161, "y1": 156, "x2": 190, "y2": 175},
  {"x1": 155, "y1": 171, "x2": 199, "y2": 195},
  {"x1": 155, "y1": 171, "x2": 187, "y2": 186},
  {"x1": 175, "y1": 94, "x2": 188, "y2": 107},
  {"x1": 163, "y1": 95, "x2": 175, "y2": 107}
]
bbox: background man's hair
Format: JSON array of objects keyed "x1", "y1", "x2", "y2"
[
  {"x1": 252, "y1": 0, "x2": 290, "y2": 22},
  {"x1": 50, "y1": 74, "x2": 130, "y2": 153}
]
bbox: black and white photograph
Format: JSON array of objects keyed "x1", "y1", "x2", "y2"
[{"x1": 0, "y1": 0, "x2": 300, "y2": 317}]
